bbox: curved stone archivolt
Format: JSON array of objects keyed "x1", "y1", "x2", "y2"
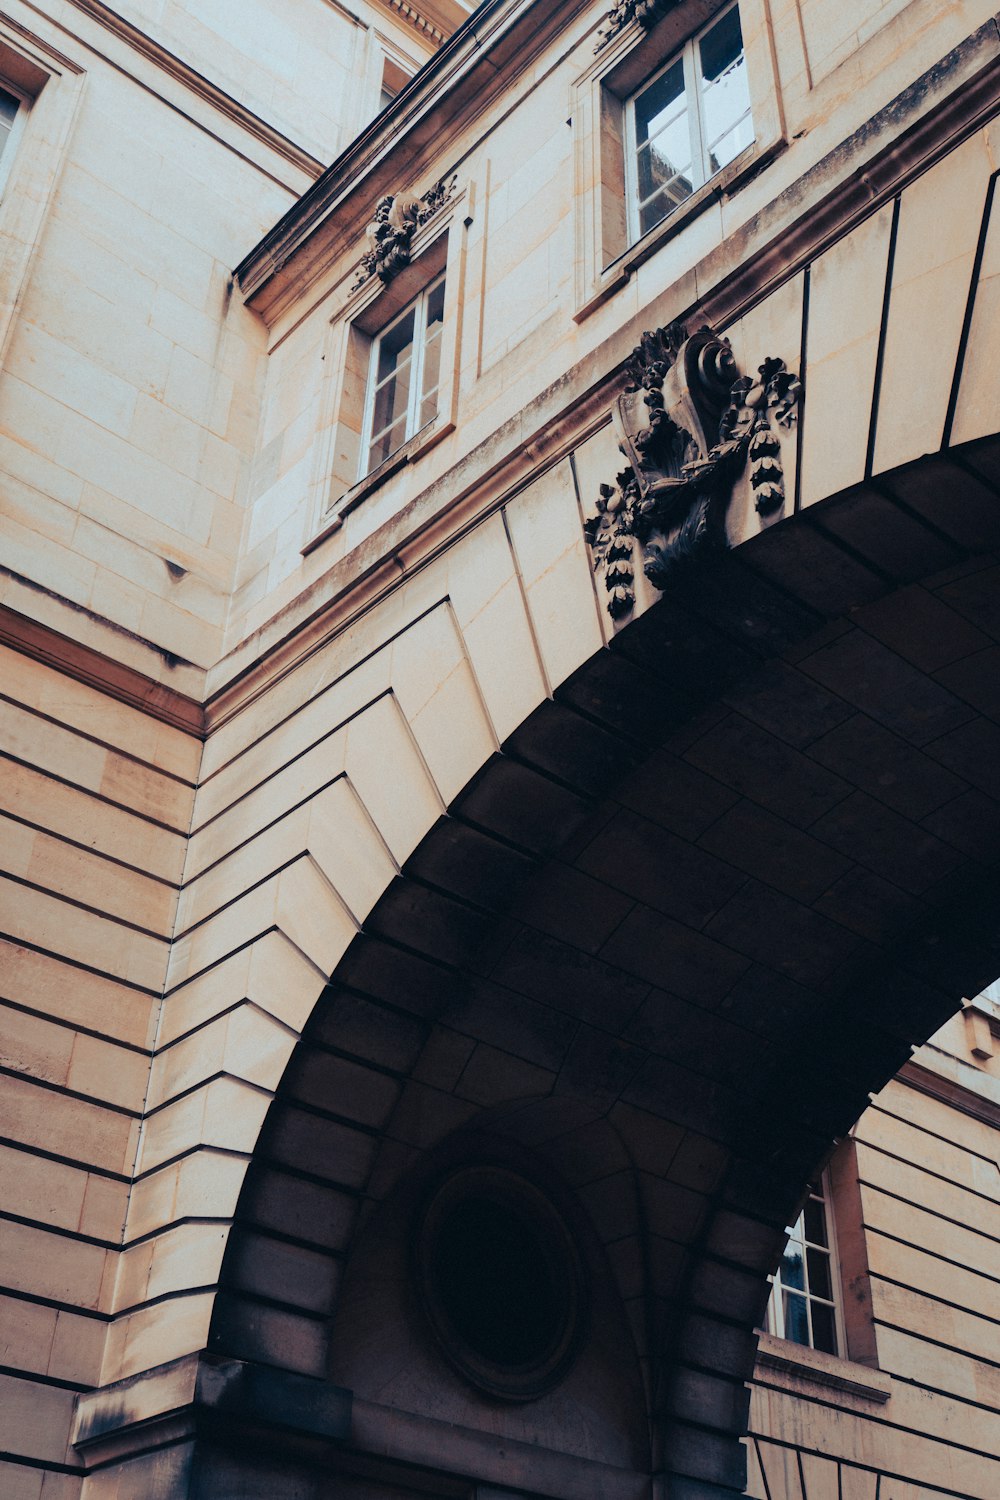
[
  {"x1": 198, "y1": 487, "x2": 1000, "y2": 1494},
  {"x1": 76, "y1": 113, "x2": 1000, "y2": 1497}
]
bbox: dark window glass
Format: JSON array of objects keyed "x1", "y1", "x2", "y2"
[
  {"x1": 811, "y1": 1301, "x2": 838, "y2": 1355},
  {"x1": 803, "y1": 1195, "x2": 828, "y2": 1248},
  {"x1": 782, "y1": 1290, "x2": 809, "y2": 1346}
]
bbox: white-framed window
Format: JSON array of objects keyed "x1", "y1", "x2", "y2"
[
  {"x1": 765, "y1": 1175, "x2": 844, "y2": 1356},
  {"x1": 625, "y1": 2, "x2": 753, "y2": 242},
  {"x1": 569, "y1": 0, "x2": 782, "y2": 319},
  {"x1": 360, "y1": 272, "x2": 445, "y2": 478},
  {"x1": 304, "y1": 179, "x2": 471, "y2": 551},
  {"x1": 0, "y1": 81, "x2": 28, "y2": 196}
]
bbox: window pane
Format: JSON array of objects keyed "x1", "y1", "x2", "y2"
[
  {"x1": 699, "y1": 4, "x2": 743, "y2": 83},
  {"x1": 780, "y1": 1243, "x2": 805, "y2": 1292},
  {"x1": 811, "y1": 1301, "x2": 838, "y2": 1356},
  {"x1": 371, "y1": 364, "x2": 412, "y2": 442},
  {"x1": 376, "y1": 307, "x2": 416, "y2": 385},
  {"x1": 782, "y1": 1290, "x2": 809, "y2": 1347},
  {"x1": 420, "y1": 331, "x2": 442, "y2": 407},
  {"x1": 634, "y1": 59, "x2": 694, "y2": 221},
  {"x1": 0, "y1": 88, "x2": 18, "y2": 163},
  {"x1": 419, "y1": 395, "x2": 438, "y2": 430},
  {"x1": 807, "y1": 1246, "x2": 833, "y2": 1301},
  {"x1": 698, "y1": 6, "x2": 753, "y2": 175},
  {"x1": 803, "y1": 1196, "x2": 828, "y2": 1248},
  {"x1": 368, "y1": 415, "x2": 407, "y2": 471},
  {"x1": 635, "y1": 59, "x2": 686, "y2": 149},
  {"x1": 639, "y1": 182, "x2": 691, "y2": 236},
  {"x1": 425, "y1": 276, "x2": 446, "y2": 330}
]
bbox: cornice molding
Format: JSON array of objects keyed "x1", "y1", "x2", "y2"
[
  {"x1": 0, "y1": 603, "x2": 205, "y2": 737},
  {"x1": 897, "y1": 1059, "x2": 1000, "y2": 1129},
  {"x1": 233, "y1": 0, "x2": 554, "y2": 304},
  {"x1": 374, "y1": 0, "x2": 473, "y2": 44}
]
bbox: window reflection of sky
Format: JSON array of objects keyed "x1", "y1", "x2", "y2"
[
  {"x1": 629, "y1": 3, "x2": 753, "y2": 240},
  {"x1": 781, "y1": 1244, "x2": 805, "y2": 1290},
  {"x1": 701, "y1": 7, "x2": 752, "y2": 174},
  {"x1": 702, "y1": 57, "x2": 753, "y2": 173},
  {"x1": 768, "y1": 1181, "x2": 840, "y2": 1355},
  {"x1": 636, "y1": 60, "x2": 693, "y2": 212}
]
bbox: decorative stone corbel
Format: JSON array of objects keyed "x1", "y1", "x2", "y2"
[
  {"x1": 595, "y1": 0, "x2": 685, "y2": 53},
  {"x1": 352, "y1": 175, "x2": 457, "y2": 289},
  {"x1": 584, "y1": 322, "x2": 802, "y2": 620}
]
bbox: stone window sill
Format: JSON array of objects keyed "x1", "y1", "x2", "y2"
[
  {"x1": 754, "y1": 1332, "x2": 891, "y2": 1403},
  {"x1": 574, "y1": 136, "x2": 786, "y2": 324},
  {"x1": 303, "y1": 417, "x2": 454, "y2": 556}
]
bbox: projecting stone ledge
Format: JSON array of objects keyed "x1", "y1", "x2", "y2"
[{"x1": 73, "y1": 1351, "x2": 352, "y2": 1470}]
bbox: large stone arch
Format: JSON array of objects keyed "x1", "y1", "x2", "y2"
[
  {"x1": 193, "y1": 451, "x2": 1000, "y2": 1497},
  {"x1": 74, "y1": 109, "x2": 1000, "y2": 1494}
]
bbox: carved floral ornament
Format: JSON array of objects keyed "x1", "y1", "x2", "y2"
[
  {"x1": 584, "y1": 322, "x2": 802, "y2": 620},
  {"x1": 352, "y1": 175, "x2": 457, "y2": 289},
  {"x1": 595, "y1": 0, "x2": 685, "y2": 53}
]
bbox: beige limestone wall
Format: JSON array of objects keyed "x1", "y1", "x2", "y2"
[
  {"x1": 93, "y1": 0, "x2": 439, "y2": 164},
  {"x1": 0, "y1": 641, "x2": 200, "y2": 1498},
  {"x1": 0, "y1": 0, "x2": 474, "y2": 686},
  {"x1": 103, "y1": 453, "x2": 591, "y2": 1385},
  {"x1": 747, "y1": 1008, "x2": 1000, "y2": 1499},
  {"x1": 0, "y1": 0, "x2": 308, "y2": 674}
]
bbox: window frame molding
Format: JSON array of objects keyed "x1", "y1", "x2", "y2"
[
  {"x1": 758, "y1": 1139, "x2": 883, "y2": 1380},
  {"x1": 305, "y1": 179, "x2": 469, "y2": 553},
  {"x1": 570, "y1": 0, "x2": 785, "y2": 321},
  {"x1": 359, "y1": 268, "x2": 446, "y2": 480},
  {"x1": 0, "y1": 79, "x2": 30, "y2": 200},
  {"x1": 765, "y1": 1170, "x2": 847, "y2": 1358},
  {"x1": 623, "y1": 2, "x2": 753, "y2": 245},
  {"x1": 0, "y1": 22, "x2": 85, "y2": 368}
]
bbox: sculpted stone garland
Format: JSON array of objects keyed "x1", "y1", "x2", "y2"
[
  {"x1": 595, "y1": 0, "x2": 685, "y2": 52},
  {"x1": 584, "y1": 322, "x2": 802, "y2": 619},
  {"x1": 352, "y1": 175, "x2": 457, "y2": 288}
]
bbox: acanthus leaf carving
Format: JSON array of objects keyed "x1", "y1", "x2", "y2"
[
  {"x1": 584, "y1": 323, "x2": 802, "y2": 619},
  {"x1": 595, "y1": 0, "x2": 684, "y2": 53},
  {"x1": 352, "y1": 174, "x2": 457, "y2": 289}
]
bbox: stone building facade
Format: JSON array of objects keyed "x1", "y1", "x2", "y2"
[{"x1": 1, "y1": 0, "x2": 999, "y2": 1496}]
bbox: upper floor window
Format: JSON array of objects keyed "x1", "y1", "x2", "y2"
[
  {"x1": 360, "y1": 272, "x2": 445, "y2": 478},
  {"x1": 765, "y1": 1176, "x2": 843, "y2": 1356},
  {"x1": 0, "y1": 82, "x2": 26, "y2": 194},
  {"x1": 625, "y1": 2, "x2": 753, "y2": 241},
  {"x1": 379, "y1": 56, "x2": 412, "y2": 113},
  {"x1": 571, "y1": 0, "x2": 783, "y2": 317}
]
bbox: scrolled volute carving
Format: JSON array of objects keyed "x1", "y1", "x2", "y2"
[
  {"x1": 353, "y1": 175, "x2": 457, "y2": 289},
  {"x1": 595, "y1": 0, "x2": 684, "y2": 53},
  {"x1": 584, "y1": 323, "x2": 802, "y2": 620}
]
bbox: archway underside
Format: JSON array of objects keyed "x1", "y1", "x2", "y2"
[{"x1": 210, "y1": 439, "x2": 1000, "y2": 1500}]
